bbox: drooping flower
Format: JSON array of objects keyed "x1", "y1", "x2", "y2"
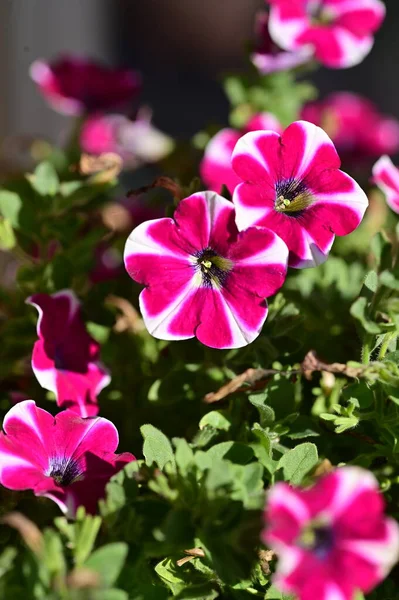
[
  {"x1": 372, "y1": 155, "x2": 399, "y2": 214},
  {"x1": 232, "y1": 120, "x2": 368, "y2": 268},
  {"x1": 0, "y1": 400, "x2": 134, "y2": 515},
  {"x1": 263, "y1": 466, "x2": 399, "y2": 600},
  {"x1": 268, "y1": 0, "x2": 386, "y2": 69},
  {"x1": 30, "y1": 55, "x2": 141, "y2": 115},
  {"x1": 124, "y1": 191, "x2": 288, "y2": 349},
  {"x1": 302, "y1": 92, "x2": 399, "y2": 162},
  {"x1": 251, "y1": 11, "x2": 311, "y2": 74},
  {"x1": 80, "y1": 109, "x2": 173, "y2": 168},
  {"x1": 200, "y1": 113, "x2": 282, "y2": 194},
  {"x1": 27, "y1": 290, "x2": 110, "y2": 417}
]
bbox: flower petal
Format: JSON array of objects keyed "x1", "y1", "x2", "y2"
[
  {"x1": 265, "y1": 482, "x2": 310, "y2": 545},
  {"x1": 373, "y1": 155, "x2": 399, "y2": 214},
  {"x1": 200, "y1": 129, "x2": 242, "y2": 193},
  {"x1": 232, "y1": 130, "x2": 282, "y2": 184},
  {"x1": 281, "y1": 120, "x2": 341, "y2": 180},
  {"x1": 233, "y1": 182, "x2": 276, "y2": 230},
  {"x1": 27, "y1": 290, "x2": 80, "y2": 341}
]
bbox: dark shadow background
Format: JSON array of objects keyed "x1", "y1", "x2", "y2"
[
  {"x1": 113, "y1": 0, "x2": 399, "y2": 137},
  {"x1": 0, "y1": 0, "x2": 398, "y2": 140}
]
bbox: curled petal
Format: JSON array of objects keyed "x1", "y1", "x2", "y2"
[{"x1": 373, "y1": 155, "x2": 399, "y2": 214}]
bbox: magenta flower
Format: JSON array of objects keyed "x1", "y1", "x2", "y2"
[
  {"x1": 30, "y1": 55, "x2": 141, "y2": 116},
  {"x1": 268, "y1": 0, "x2": 385, "y2": 69},
  {"x1": 0, "y1": 400, "x2": 134, "y2": 515},
  {"x1": 302, "y1": 93, "x2": 399, "y2": 161},
  {"x1": 200, "y1": 114, "x2": 282, "y2": 194},
  {"x1": 263, "y1": 467, "x2": 399, "y2": 600},
  {"x1": 372, "y1": 156, "x2": 399, "y2": 214},
  {"x1": 251, "y1": 12, "x2": 311, "y2": 74},
  {"x1": 124, "y1": 191, "x2": 288, "y2": 349},
  {"x1": 232, "y1": 120, "x2": 368, "y2": 268},
  {"x1": 27, "y1": 291, "x2": 110, "y2": 417},
  {"x1": 80, "y1": 109, "x2": 173, "y2": 168}
]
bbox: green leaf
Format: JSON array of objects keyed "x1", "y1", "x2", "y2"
[
  {"x1": 173, "y1": 438, "x2": 194, "y2": 474},
  {"x1": 154, "y1": 558, "x2": 185, "y2": 595},
  {"x1": 0, "y1": 218, "x2": 16, "y2": 249},
  {"x1": 199, "y1": 411, "x2": 231, "y2": 431},
  {"x1": 95, "y1": 590, "x2": 129, "y2": 600},
  {"x1": 277, "y1": 443, "x2": 318, "y2": 485},
  {"x1": 74, "y1": 511, "x2": 102, "y2": 566},
  {"x1": 85, "y1": 543, "x2": 128, "y2": 588},
  {"x1": 175, "y1": 583, "x2": 219, "y2": 599},
  {"x1": 0, "y1": 547, "x2": 17, "y2": 578},
  {"x1": 29, "y1": 161, "x2": 59, "y2": 196},
  {"x1": 141, "y1": 424, "x2": 176, "y2": 470},
  {"x1": 248, "y1": 392, "x2": 275, "y2": 426},
  {"x1": 350, "y1": 297, "x2": 381, "y2": 334},
  {"x1": 0, "y1": 191, "x2": 22, "y2": 227},
  {"x1": 363, "y1": 270, "x2": 379, "y2": 294},
  {"x1": 380, "y1": 271, "x2": 399, "y2": 291},
  {"x1": 265, "y1": 585, "x2": 294, "y2": 599},
  {"x1": 86, "y1": 322, "x2": 111, "y2": 344}
]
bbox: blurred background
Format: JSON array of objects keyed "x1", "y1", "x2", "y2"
[{"x1": 0, "y1": 0, "x2": 397, "y2": 140}]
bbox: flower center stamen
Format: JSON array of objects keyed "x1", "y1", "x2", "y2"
[
  {"x1": 195, "y1": 247, "x2": 233, "y2": 289},
  {"x1": 298, "y1": 520, "x2": 334, "y2": 559},
  {"x1": 308, "y1": 0, "x2": 334, "y2": 25},
  {"x1": 275, "y1": 179, "x2": 314, "y2": 215},
  {"x1": 48, "y1": 457, "x2": 83, "y2": 487}
]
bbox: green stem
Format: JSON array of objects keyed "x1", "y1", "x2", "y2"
[
  {"x1": 361, "y1": 334, "x2": 373, "y2": 365},
  {"x1": 378, "y1": 332, "x2": 398, "y2": 361}
]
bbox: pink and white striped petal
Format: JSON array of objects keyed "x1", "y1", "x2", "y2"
[{"x1": 372, "y1": 155, "x2": 399, "y2": 214}]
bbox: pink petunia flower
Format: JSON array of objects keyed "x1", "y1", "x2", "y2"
[
  {"x1": 232, "y1": 120, "x2": 368, "y2": 268},
  {"x1": 30, "y1": 55, "x2": 141, "y2": 116},
  {"x1": 0, "y1": 400, "x2": 134, "y2": 515},
  {"x1": 200, "y1": 113, "x2": 282, "y2": 194},
  {"x1": 267, "y1": 0, "x2": 385, "y2": 69},
  {"x1": 27, "y1": 290, "x2": 111, "y2": 417},
  {"x1": 302, "y1": 92, "x2": 399, "y2": 161},
  {"x1": 251, "y1": 11, "x2": 311, "y2": 74},
  {"x1": 372, "y1": 155, "x2": 399, "y2": 214},
  {"x1": 124, "y1": 191, "x2": 288, "y2": 349},
  {"x1": 263, "y1": 466, "x2": 399, "y2": 600},
  {"x1": 80, "y1": 109, "x2": 173, "y2": 168}
]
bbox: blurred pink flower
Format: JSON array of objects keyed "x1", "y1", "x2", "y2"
[
  {"x1": 268, "y1": 0, "x2": 385, "y2": 69},
  {"x1": 27, "y1": 290, "x2": 110, "y2": 417},
  {"x1": 30, "y1": 55, "x2": 141, "y2": 115},
  {"x1": 263, "y1": 466, "x2": 399, "y2": 600},
  {"x1": 372, "y1": 155, "x2": 399, "y2": 214},
  {"x1": 200, "y1": 113, "x2": 282, "y2": 194},
  {"x1": 124, "y1": 191, "x2": 288, "y2": 349},
  {"x1": 251, "y1": 12, "x2": 311, "y2": 74},
  {"x1": 232, "y1": 120, "x2": 368, "y2": 268},
  {"x1": 0, "y1": 400, "x2": 134, "y2": 515},
  {"x1": 80, "y1": 110, "x2": 173, "y2": 168},
  {"x1": 302, "y1": 93, "x2": 399, "y2": 161}
]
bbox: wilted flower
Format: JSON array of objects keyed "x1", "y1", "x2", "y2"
[
  {"x1": 251, "y1": 11, "x2": 311, "y2": 74},
  {"x1": 124, "y1": 191, "x2": 288, "y2": 349},
  {"x1": 302, "y1": 92, "x2": 399, "y2": 161},
  {"x1": 0, "y1": 400, "x2": 134, "y2": 515},
  {"x1": 80, "y1": 109, "x2": 173, "y2": 168},
  {"x1": 372, "y1": 155, "x2": 399, "y2": 214},
  {"x1": 268, "y1": 0, "x2": 385, "y2": 69},
  {"x1": 263, "y1": 466, "x2": 399, "y2": 600},
  {"x1": 30, "y1": 55, "x2": 141, "y2": 115},
  {"x1": 200, "y1": 113, "x2": 282, "y2": 194},
  {"x1": 27, "y1": 290, "x2": 110, "y2": 417},
  {"x1": 232, "y1": 120, "x2": 368, "y2": 268}
]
